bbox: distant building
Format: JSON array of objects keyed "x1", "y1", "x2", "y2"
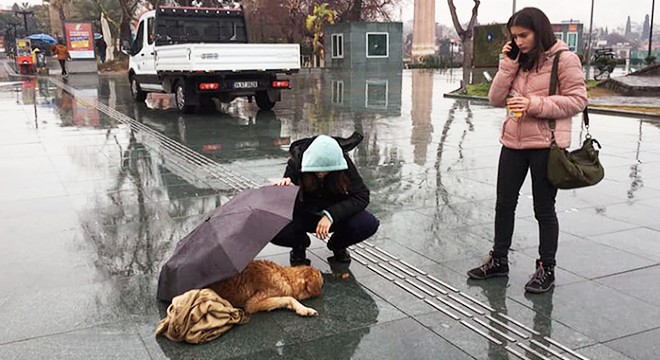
[
  {"x1": 631, "y1": 42, "x2": 660, "y2": 63},
  {"x1": 324, "y1": 22, "x2": 403, "y2": 70},
  {"x1": 553, "y1": 21, "x2": 584, "y2": 54},
  {"x1": 611, "y1": 43, "x2": 632, "y2": 59}
]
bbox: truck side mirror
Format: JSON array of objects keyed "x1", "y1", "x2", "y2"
[{"x1": 121, "y1": 40, "x2": 132, "y2": 55}]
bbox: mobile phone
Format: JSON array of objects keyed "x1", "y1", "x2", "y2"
[{"x1": 507, "y1": 40, "x2": 520, "y2": 60}]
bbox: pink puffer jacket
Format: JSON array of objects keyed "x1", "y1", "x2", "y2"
[{"x1": 488, "y1": 40, "x2": 588, "y2": 149}]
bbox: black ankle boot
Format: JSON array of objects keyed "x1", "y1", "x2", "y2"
[
  {"x1": 525, "y1": 260, "x2": 555, "y2": 293},
  {"x1": 289, "y1": 248, "x2": 310, "y2": 266},
  {"x1": 467, "y1": 251, "x2": 509, "y2": 280},
  {"x1": 332, "y1": 249, "x2": 351, "y2": 263},
  {"x1": 327, "y1": 237, "x2": 351, "y2": 263}
]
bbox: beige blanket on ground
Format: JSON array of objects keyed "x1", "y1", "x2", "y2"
[{"x1": 156, "y1": 288, "x2": 249, "y2": 344}]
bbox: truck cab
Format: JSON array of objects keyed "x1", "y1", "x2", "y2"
[{"x1": 126, "y1": 3, "x2": 299, "y2": 113}]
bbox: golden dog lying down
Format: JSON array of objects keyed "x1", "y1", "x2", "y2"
[{"x1": 209, "y1": 260, "x2": 323, "y2": 317}]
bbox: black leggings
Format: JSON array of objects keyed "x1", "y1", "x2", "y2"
[
  {"x1": 271, "y1": 210, "x2": 379, "y2": 250},
  {"x1": 492, "y1": 146, "x2": 559, "y2": 265},
  {"x1": 58, "y1": 60, "x2": 67, "y2": 75}
]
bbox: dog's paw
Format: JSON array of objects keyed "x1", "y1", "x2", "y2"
[{"x1": 296, "y1": 306, "x2": 318, "y2": 317}]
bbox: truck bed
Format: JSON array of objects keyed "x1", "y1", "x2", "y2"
[{"x1": 155, "y1": 43, "x2": 300, "y2": 73}]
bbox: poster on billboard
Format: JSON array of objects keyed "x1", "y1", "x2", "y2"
[{"x1": 65, "y1": 22, "x2": 95, "y2": 60}]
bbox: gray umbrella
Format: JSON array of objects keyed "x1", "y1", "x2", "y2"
[{"x1": 157, "y1": 185, "x2": 299, "y2": 301}]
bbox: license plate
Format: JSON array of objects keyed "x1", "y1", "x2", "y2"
[
  {"x1": 236, "y1": 140, "x2": 259, "y2": 149},
  {"x1": 233, "y1": 81, "x2": 258, "y2": 89}
]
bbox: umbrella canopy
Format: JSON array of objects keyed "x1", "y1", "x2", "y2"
[
  {"x1": 157, "y1": 185, "x2": 299, "y2": 301},
  {"x1": 28, "y1": 33, "x2": 56, "y2": 44}
]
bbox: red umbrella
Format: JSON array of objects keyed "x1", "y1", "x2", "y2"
[{"x1": 157, "y1": 185, "x2": 299, "y2": 301}]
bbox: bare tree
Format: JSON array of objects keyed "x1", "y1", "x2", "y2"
[
  {"x1": 44, "y1": 0, "x2": 70, "y2": 37},
  {"x1": 347, "y1": 0, "x2": 362, "y2": 21},
  {"x1": 447, "y1": 0, "x2": 480, "y2": 93},
  {"x1": 118, "y1": 0, "x2": 142, "y2": 41},
  {"x1": 332, "y1": 0, "x2": 400, "y2": 21},
  {"x1": 242, "y1": 0, "x2": 310, "y2": 43},
  {"x1": 243, "y1": 0, "x2": 399, "y2": 43}
]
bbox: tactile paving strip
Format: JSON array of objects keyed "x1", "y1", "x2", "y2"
[
  {"x1": 50, "y1": 77, "x2": 262, "y2": 192},
  {"x1": 348, "y1": 240, "x2": 591, "y2": 360}
]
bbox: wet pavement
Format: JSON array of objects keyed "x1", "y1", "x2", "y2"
[{"x1": 1, "y1": 64, "x2": 660, "y2": 359}]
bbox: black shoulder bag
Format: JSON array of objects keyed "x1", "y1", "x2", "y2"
[{"x1": 547, "y1": 51, "x2": 605, "y2": 189}]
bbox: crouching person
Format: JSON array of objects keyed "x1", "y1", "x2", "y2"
[{"x1": 272, "y1": 133, "x2": 379, "y2": 266}]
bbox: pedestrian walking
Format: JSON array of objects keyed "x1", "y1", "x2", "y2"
[
  {"x1": 467, "y1": 7, "x2": 588, "y2": 293},
  {"x1": 51, "y1": 38, "x2": 71, "y2": 77},
  {"x1": 96, "y1": 37, "x2": 107, "y2": 64},
  {"x1": 272, "y1": 133, "x2": 380, "y2": 266}
]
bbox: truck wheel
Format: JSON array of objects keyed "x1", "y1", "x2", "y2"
[
  {"x1": 174, "y1": 82, "x2": 194, "y2": 114},
  {"x1": 130, "y1": 76, "x2": 147, "y2": 102},
  {"x1": 255, "y1": 91, "x2": 276, "y2": 111}
]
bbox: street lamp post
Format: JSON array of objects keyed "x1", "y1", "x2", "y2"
[
  {"x1": 512, "y1": 0, "x2": 516, "y2": 14},
  {"x1": 585, "y1": 0, "x2": 595, "y2": 79},
  {"x1": 10, "y1": 22, "x2": 19, "y2": 42},
  {"x1": 649, "y1": 0, "x2": 656, "y2": 59},
  {"x1": 14, "y1": 9, "x2": 34, "y2": 37}
]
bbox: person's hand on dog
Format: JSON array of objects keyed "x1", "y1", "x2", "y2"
[
  {"x1": 315, "y1": 215, "x2": 332, "y2": 239},
  {"x1": 273, "y1": 177, "x2": 291, "y2": 186}
]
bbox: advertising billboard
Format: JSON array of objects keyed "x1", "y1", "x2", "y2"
[{"x1": 65, "y1": 22, "x2": 95, "y2": 59}]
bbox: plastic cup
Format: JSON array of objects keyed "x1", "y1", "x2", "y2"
[{"x1": 507, "y1": 93, "x2": 523, "y2": 118}]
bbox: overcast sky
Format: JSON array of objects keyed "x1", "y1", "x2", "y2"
[
  {"x1": 0, "y1": 0, "x2": 656, "y2": 30},
  {"x1": 399, "y1": 0, "x2": 656, "y2": 30}
]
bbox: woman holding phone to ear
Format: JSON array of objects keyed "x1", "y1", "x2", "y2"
[{"x1": 467, "y1": 7, "x2": 587, "y2": 293}]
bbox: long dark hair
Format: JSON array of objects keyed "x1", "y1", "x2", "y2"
[
  {"x1": 508, "y1": 7, "x2": 557, "y2": 72},
  {"x1": 300, "y1": 171, "x2": 351, "y2": 197}
]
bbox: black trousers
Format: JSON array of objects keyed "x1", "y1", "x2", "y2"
[
  {"x1": 58, "y1": 60, "x2": 67, "y2": 75},
  {"x1": 492, "y1": 146, "x2": 559, "y2": 265},
  {"x1": 271, "y1": 210, "x2": 379, "y2": 250}
]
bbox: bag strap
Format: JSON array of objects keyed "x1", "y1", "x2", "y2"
[
  {"x1": 548, "y1": 50, "x2": 590, "y2": 143},
  {"x1": 548, "y1": 50, "x2": 565, "y2": 96},
  {"x1": 548, "y1": 50, "x2": 565, "y2": 143}
]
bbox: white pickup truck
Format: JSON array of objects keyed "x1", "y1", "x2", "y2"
[{"x1": 124, "y1": 4, "x2": 300, "y2": 113}]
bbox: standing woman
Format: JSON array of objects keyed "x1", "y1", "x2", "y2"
[
  {"x1": 52, "y1": 38, "x2": 71, "y2": 78},
  {"x1": 467, "y1": 7, "x2": 588, "y2": 293},
  {"x1": 272, "y1": 133, "x2": 380, "y2": 266}
]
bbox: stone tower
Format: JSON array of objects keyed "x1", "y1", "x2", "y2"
[{"x1": 412, "y1": 0, "x2": 436, "y2": 60}]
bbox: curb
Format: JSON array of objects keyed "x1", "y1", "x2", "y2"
[
  {"x1": 444, "y1": 90, "x2": 660, "y2": 119},
  {"x1": 587, "y1": 107, "x2": 660, "y2": 119},
  {"x1": 442, "y1": 92, "x2": 489, "y2": 102}
]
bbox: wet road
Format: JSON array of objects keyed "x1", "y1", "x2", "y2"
[{"x1": 2, "y1": 68, "x2": 660, "y2": 359}]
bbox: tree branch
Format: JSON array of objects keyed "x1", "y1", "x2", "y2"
[
  {"x1": 466, "y1": 0, "x2": 480, "y2": 31},
  {"x1": 447, "y1": 0, "x2": 464, "y2": 37}
]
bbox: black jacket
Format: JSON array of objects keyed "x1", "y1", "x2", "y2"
[{"x1": 283, "y1": 132, "x2": 369, "y2": 223}]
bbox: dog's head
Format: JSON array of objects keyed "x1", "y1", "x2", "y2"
[{"x1": 289, "y1": 265, "x2": 324, "y2": 300}]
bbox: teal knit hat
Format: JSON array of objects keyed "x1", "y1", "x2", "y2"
[{"x1": 301, "y1": 135, "x2": 348, "y2": 172}]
